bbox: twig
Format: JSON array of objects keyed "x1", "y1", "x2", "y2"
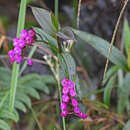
[
  {"x1": 34, "y1": 43, "x2": 58, "y2": 61},
  {"x1": 32, "y1": 98, "x2": 57, "y2": 105},
  {"x1": 103, "y1": 0, "x2": 129, "y2": 82},
  {"x1": 24, "y1": 57, "x2": 47, "y2": 65},
  {"x1": 83, "y1": 98, "x2": 126, "y2": 126}
]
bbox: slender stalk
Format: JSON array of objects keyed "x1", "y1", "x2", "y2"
[
  {"x1": 103, "y1": 0, "x2": 129, "y2": 81},
  {"x1": 31, "y1": 107, "x2": 43, "y2": 130},
  {"x1": 72, "y1": 0, "x2": 94, "y2": 91},
  {"x1": 77, "y1": 0, "x2": 82, "y2": 28},
  {"x1": 73, "y1": 0, "x2": 78, "y2": 28},
  {"x1": 55, "y1": 0, "x2": 59, "y2": 19},
  {"x1": 9, "y1": 0, "x2": 27, "y2": 112},
  {"x1": 57, "y1": 64, "x2": 66, "y2": 130},
  {"x1": 54, "y1": 0, "x2": 66, "y2": 129},
  {"x1": 19, "y1": 46, "x2": 37, "y2": 75}
]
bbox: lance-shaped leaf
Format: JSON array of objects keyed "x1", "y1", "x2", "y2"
[
  {"x1": 72, "y1": 29, "x2": 128, "y2": 70},
  {"x1": 124, "y1": 19, "x2": 130, "y2": 55},
  {"x1": 31, "y1": 7, "x2": 57, "y2": 35},
  {"x1": 104, "y1": 74, "x2": 116, "y2": 106},
  {"x1": 118, "y1": 73, "x2": 130, "y2": 114},
  {"x1": 0, "y1": 120, "x2": 10, "y2": 130},
  {"x1": 62, "y1": 52, "x2": 76, "y2": 80},
  {"x1": 123, "y1": 120, "x2": 130, "y2": 130},
  {"x1": 103, "y1": 65, "x2": 119, "y2": 84}
]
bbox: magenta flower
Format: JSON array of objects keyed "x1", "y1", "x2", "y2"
[
  {"x1": 20, "y1": 29, "x2": 28, "y2": 38},
  {"x1": 62, "y1": 94, "x2": 69, "y2": 103},
  {"x1": 68, "y1": 81, "x2": 74, "y2": 88},
  {"x1": 70, "y1": 88, "x2": 77, "y2": 97},
  {"x1": 25, "y1": 36, "x2": 34, "y2": 45},
  {"x1": 14, "y1": 47, "x2": 22, "y2": 55},
  {"x1": 78, "y1": 112, "x2": 87, "y2": 119},
  {"x1": 60, "y1": 110, "x2": 68, "y2": 117},
  {"x1": 8, "y1": 50, "x2": 15, "y2": 58},
  {"x1": 61, "y1": 78, "x2": 69, "y2": 86},
  {"x1": 62, "y1": 87, "x2": 69, "y2": 94},
  {"x1": 74, "y1": 107, "x2": 80, "y2": 114},
  {"x1": 71, "y1": 98, "x2": 78, "y2": 107},
  {"x1": 13, "y1": 37, "x2": 19, "y2": 43},
  {"x1": 28, "y1": 29, "x2": 36, "y2": 37},
  {"x1": 15, "y1": 55, "x2": 22, "y2": 64},
  {"x1": 60, "y1": 102, "x2": 67, "y2": 110},
  {"x1": 13, "y1": 37, "x2": 19, "y2": 47},
  {"x1": 8, "y1": 29, "x2": 36, "y2": 64},
  {"x1": 18, "y1": 39, "x2": 26, "y2": 48},
  {"x1": 9, "y1": 57, "x2": 15, "y2": 63},
  {"x1": 27, "y1": 58, "x2": 33, "y2": 66}
]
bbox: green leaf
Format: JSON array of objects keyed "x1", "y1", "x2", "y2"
[
  {"x1": 34, "y1": 27, "x2": 58, "y2": 53},
  {"x1": 121, "y1": 73, "x2": 130, "y2": 94},
  {"x1": 75, "y1": 75, "x2": 82, "y2": 99},
  {"x1": 23, "y1": 80, "x2": 50, "y2": 94},
  {"x1": 104, "y1": 74, "x2": 116, "y2": 106},
  {"x1": 0, "y1": 91, "x2": 9, "y2": 109},
  {"x1": 0, "y1": 68, "x2": 11, "y2": 85},
  {"x1": 13, "y1": 109, "x2": 19, "y2": 121},
  {"x1": 124, "y1": 19, "x2": 130, "y2": 55},
  {"x1": 16, "y1": 92, "x2": 31, "y2": 108},
  {"x1": 0, "y1": 110, "x2": 18, "y2": 122},
  {"x1": 18, "y1": 73, "x2": 40, "y2": 84},
  {"x1": 123, "y1": 120, "x2": 130, "y2": 130},
  {"x1": 27, "y1": 0, "x2": 35, "y2": 4},
  {"x1": 126, "y1": 97, "x2": 130, "y2": 114},
  {"x1": 15, "y1": 101, "x2": 27, "y2": 112},
  {"x1": 0, "y1": 120, "x2": 10, "y2": 130},
  {"x1": 18, "y1": 86, "x2": 40, "y2": 99},
  {"x1": 40, "y1": 75, "x2": 56, "y2": 84},
  {"x1": 31, "y1": 7, "x2": 56, "y2": 35},
  {"x1": 118, "y1": 73, "x2": 130, "y2": 114},
  {"x1": 72, "y1": 29, "x2": 128, "y2": 70},
  {"x1": 57, "y1": 27, "x2": 75, "y2": 41},
  {"x1": 58, "y1": 54, "x2": 68, "y2": 79},
  {"x1": 103, "y1": 65, "x2": 119, "y2": 84},
  {"x1": 33, "y1": 28, "x2": 51, "y2": 54},
  {"x1": 51, "y1": 13, "x2": 60, "y2": 32},
  {"x1": 62, "y1": 52, "x2": 76, "y2": 80}
]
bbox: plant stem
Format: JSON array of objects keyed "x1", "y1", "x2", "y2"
[
  {"x1": 54, "y1": 1, "x2": 66, "y2": 129},
  {"x1": 19, "y1": 46, "x2": 37, "y2": 75},
  {"x1": 31, "y1": 107, "x2": 43, "y2": 130},
  {"x1": 9, "y1": 0, "x2": 27, "y2": 112},
  {"x1": 73, "y1": 0, "x2": 78, "y2": 28},
  {"x1": 55, "y1": 0, "x2": 59, "y2": 19},
  {"x1": 57, "y1": 65, "x2": 66, "y2": 130},
  {"x1": 77, "y1": 0, "x2": 82, "y2": 28}
]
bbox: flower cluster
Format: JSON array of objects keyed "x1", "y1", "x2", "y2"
[
  {"x1": 60, "y1": 78, "x2": 87, "y2": 119},
  {"x1": 8, "y1": 29, "x2": 36, "y2": 65}
]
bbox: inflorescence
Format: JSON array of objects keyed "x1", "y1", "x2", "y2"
[
  {"x1": 60, "y1": 78, "x2": 87, "y2": 119},
  {"x1": 8, "y1": 29, "x2": 36, "y2": 65}
]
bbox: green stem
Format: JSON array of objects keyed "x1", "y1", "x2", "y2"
[
  {"x1": 54, "y1": 0, "x2": 66, "y2": 129},
  {"x1": 19, "y1": 46, "x2": 37, "y2": 75},
  {"x1": 31, "y1": 107, "x2": 43, "y2": 130},
  {"x1": 55, "y1": 0, "x2": 59, "y2": 19},
  {"x1": 57, "y1": 76, "x2": 66, "y2": 130},
  {"x1": 9, "y1": 0, "x2": 27, "y2": 112},
  {"x1": 73, "y1": 0, "x2": 78, "y2": 28}
]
